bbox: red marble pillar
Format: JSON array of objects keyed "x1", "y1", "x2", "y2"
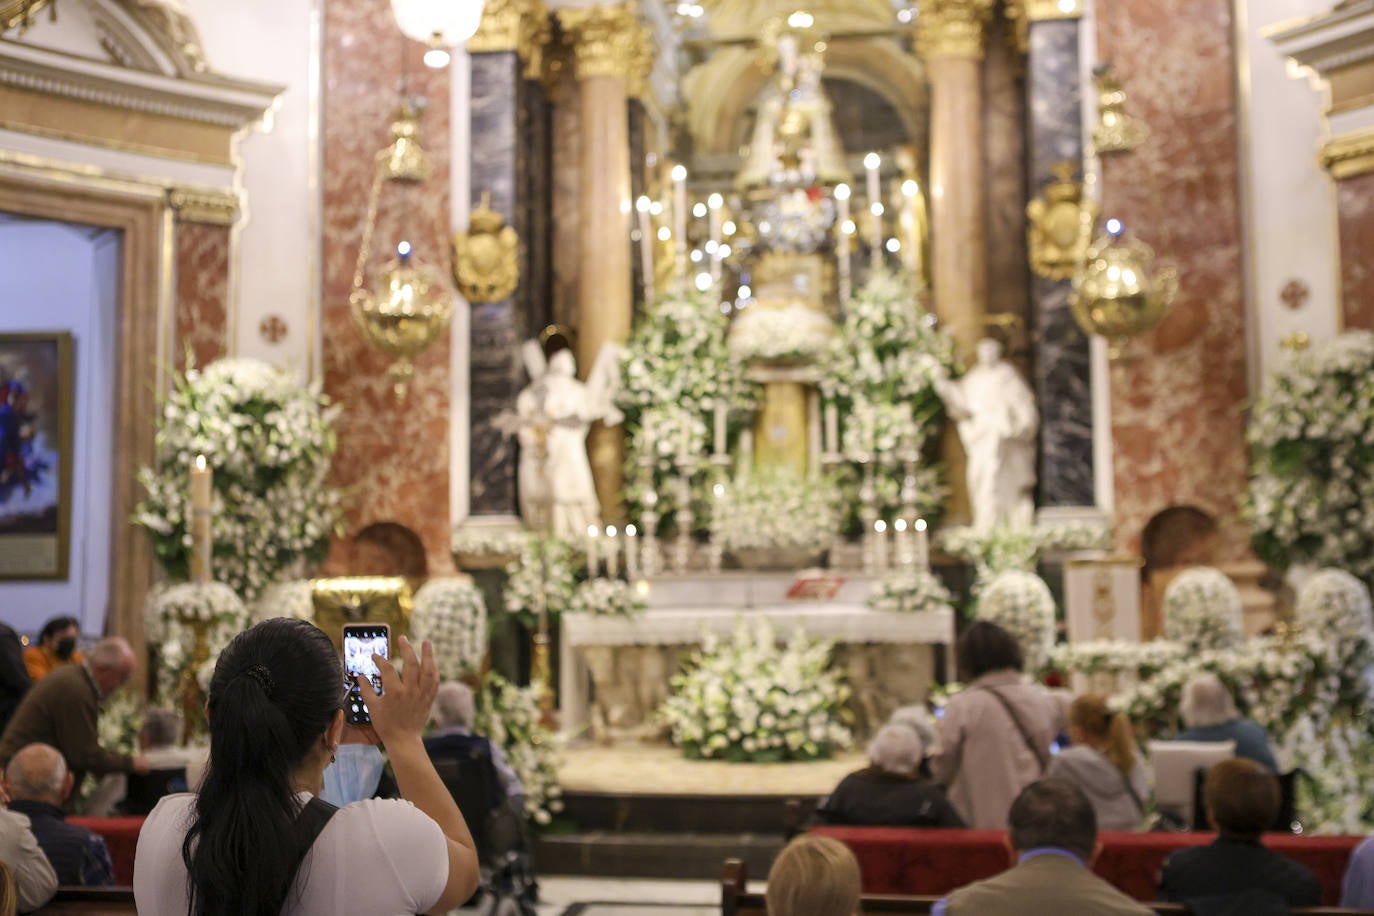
[
  {"x1": 173, "y1": 222, "x2": 230, "y2": 371},
  {"x1": 321, "y1": 0, "x2": 454, "y2": 576},
  {"x1": 1337, "y1": 171, "x2": 1374, "y2": 331},
  {"x1": 1097, "y1": 0, "x2": 1251, "y2": 558}
]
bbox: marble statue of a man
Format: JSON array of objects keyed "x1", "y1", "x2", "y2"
[
  {"x1": 933, "y1": 338, "x2": 1038, "y2": 532},
  {"x1": 519, "y1": 346, "x2": 623, "y2": 541}
]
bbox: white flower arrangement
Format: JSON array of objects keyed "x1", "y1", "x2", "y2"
[
  {"x1": 710, "y1": 473, "x2": 840, "y2": 557},
  {"x1": 97, "y1": 688, "x2": 144, "y2": 758},
  {"x1": 1246, "y1": 330, "x2": 1374, "y2": 584},
  {"x1": 868, "y1": 571, "x2": 955, "y2": 615},
  {"x1": 411, "y1": 578, "x2": 489, "y2": 680},
  {"x1": 727, "y1": 302, "x2": 834, "y2": 364},
  {"x1": 145, "y1": 582, "x2": 253, "y2": 709},
  {"x1": 567, "y1": 578, "x2": 646, "y2": 618},
  {"x1": 940, "y1": 521, "x2": 1114, "y2": 585},
  {"x1": 1049, "y1": 639, "x2": 1184, "y2": 678},
  {"x1": 976, "y1": 570, "x2": 1057, "y2": 673},
  {"x1": 135, "y1": 358, "x2": 344, "y2": 600},
  {"x1": 659, "y1": 618, "x2": 853, "y2": 763},
  {"x1": 503, "y1": 536, "x2": 581, "y2": 628},
  {"x1": 474, "y1": 673, "x2": 563, "y2": 825},
  {"x1": 1295, "y1": 569, "x2": 1374, "y2": 682},
  {"x1": 250, "y1": 580, "x2": 315, "y2": 623},
  {"x1": 451, "y1": 525, "x2": 531, "y2": 564},
  {"x1": 1162, "y1": 567, "x2": 1244, "y2": 652}
]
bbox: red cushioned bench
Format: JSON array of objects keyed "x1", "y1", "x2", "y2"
[
  {"x1": 809, "y1": 826, "x2": 1368, "y2": 907},
  {"x1": 70, "y1": 817, "x2": 143, "y2": 887}
]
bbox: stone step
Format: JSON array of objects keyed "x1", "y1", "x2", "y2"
[{"x1": 534, "y1": 830, "x2": 783, "y2": 880}]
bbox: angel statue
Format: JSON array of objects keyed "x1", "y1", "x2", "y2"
[
  {"x1": 515, "y1": 342, "x2": 624, "y2": 540},
  {"x1": 932, "y1": 338, "x2": 1039, "y2": 533}
]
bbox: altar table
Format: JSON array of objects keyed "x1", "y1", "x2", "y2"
[
  {"x1": 810, "y1": 826, "x2": 1365, "y2": 906},
  {"x1": 559, "y1": 572, "x2": 955, "y2": 738}
]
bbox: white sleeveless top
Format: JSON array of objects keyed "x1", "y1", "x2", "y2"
[{"x1": 134, "y1": 793, "x2": 449, "y2": 916}]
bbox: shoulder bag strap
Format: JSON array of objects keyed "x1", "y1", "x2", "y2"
[
  {"x1": 281, "y1": 796, "x2": 340, "y2": 904},
  {"x1": 1118, "y1": 766, "x2": 1146, "y2": 815},
  {"x1": 974, "y1": 685, "x2": 1050, "y2": 774}
]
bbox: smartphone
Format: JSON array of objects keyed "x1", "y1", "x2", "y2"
[{"x1": 342, "y1": 623, "x2": 390, "y2": 726}]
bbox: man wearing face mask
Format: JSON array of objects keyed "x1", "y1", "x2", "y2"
[{"x1": 24, "y1": 617, "x2": 84, "y2": 682}]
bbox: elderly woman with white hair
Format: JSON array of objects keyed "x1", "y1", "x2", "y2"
[
  {"x1": 815, "y1": 725, "x2": 964, "y2": 827},
  {"x1": 1175, "y1": 673, "x2": 1278, "y2": 772}
]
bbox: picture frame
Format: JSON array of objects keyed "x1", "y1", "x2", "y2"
[{"x1": 0, "y1": 331, "x2": 74, "y2": 580}]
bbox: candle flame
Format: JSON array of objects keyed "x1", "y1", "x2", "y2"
[{"x1": 194, "y1": 455, "x2": 207, "y2": 471}]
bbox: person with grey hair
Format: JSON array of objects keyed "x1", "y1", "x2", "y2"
[
  {"x1": 424, "y1": 682, "x2": 523, "y2": 800},
  {"x1": 815, "y1": 725, "x2": 963, "y2": 827},
  {"x1": 4, "y1": 744, "x2": 113, "y2": 886},
  {"x1": 0, "y1": 637, "x2": 149, "y2": 799},
  {"x1": 1175, "y1": 673, "x2": 1277, "y2": 772}
]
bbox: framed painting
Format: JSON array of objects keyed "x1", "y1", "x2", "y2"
[{"x1": 0, "y1": 332, "x2": 74, "y2": 580}]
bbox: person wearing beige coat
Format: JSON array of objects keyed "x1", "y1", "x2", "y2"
[{"x1": 930, "y1": 621, "x2": 1065, "y2": 829}]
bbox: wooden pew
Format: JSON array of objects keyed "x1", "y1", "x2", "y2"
[
  {"x1": 720, "y1": 860, "x2": 1374, "y2": 916},
  {"x1": 33, "y1": 887, "x2": 137, "y2": 915}
]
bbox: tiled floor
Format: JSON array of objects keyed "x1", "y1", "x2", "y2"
[{"x1": 459, "y1": 877, "x2": 721, "y2": 916}]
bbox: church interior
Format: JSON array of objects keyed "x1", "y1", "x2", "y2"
[{"x1": 3, "y1": 0, "x2": 1374, "y2": 911}]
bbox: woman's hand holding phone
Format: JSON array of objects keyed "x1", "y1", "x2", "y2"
[{"x1": 354, "y1": 634, "x2": 438, "y2": 748}]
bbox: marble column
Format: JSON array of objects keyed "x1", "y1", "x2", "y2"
[
  {"x1": 467, "y1": 1, "x2": 553, "y2": 517},
  {"x1": 1337, "y1": 170, "x2": 1374, "y2": 331},
  {"x1": 1026, "y1": 7, "x2": 1095, "y2": 506},
  {"x1": 558, "y1": 2, "x2": 648, "y2": 523},
  {"x1": 919, "y1": 0, "x2": 994, "y2": 358}
]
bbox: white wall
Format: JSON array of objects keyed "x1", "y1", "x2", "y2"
[
  {"x1": 1239, "y1": 0, "x2": 1343, "y2": 387},
  {"x1": 0, "y1": 218, "x2": 119, "y2": 638}
]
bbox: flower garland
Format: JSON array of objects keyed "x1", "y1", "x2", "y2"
[
  {"x1": 1161, "y1": 567, "x2": 1244, "y2": 652},
  {"x1": 135, "y1": 358, "x2": 344, "y2": 600},
  {"x1": 474, "y1": 673, "x2": 563, "y2": 825},
  {"x1": 411, "y1": 578, "x2": 489, "y2": 681},
  {"x1": 250, "y1": 580, "x2": 315, "y2": 622},
  {"x1": 976, "y1": 570, "x2": 1056, "y2": 673},
  {"x1": 659, "y1": 618, "x2": 853, "y2": 763},
  {"x1": 819, "y1": 271, "x2": 956, "y2": 529},
  {"x1": 868, "y1": 571, "x2": 955, "y2": 615},
  {"x1": 1246, "y1": 330, "x2": 1374, "y2": 585},
  {"x1": 503, "y1": 536, "x2": 581, "y2": 630},
  {"x1": 939, "y1": 521, "x2": 1114, "y2": 585},
  {"x1": 618, "y1": 289, "x2": 757, "y2": 528},
  {"x1": 450, "y1": 525, "x2": 530, "y2": 566},
  {"x1": 710, "y1": 473, "x2": 840, "y2": 557},
  {"x1": 145, "y1": 582, "x2": 253, "y2": 706},
  {"x1": 567, "y1": 578, "x2": 646, "y2": 618}
]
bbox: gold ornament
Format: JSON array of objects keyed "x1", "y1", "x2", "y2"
[
  {"x1": 1280, "y1": 331, "x2": 1312, "y2": 353},
  {"x1": 1092, "y1": 64, "x2": 1148, "y2": 154},
  {"x1": 310, "y1": 577, "x2": 414, "y2": 649},
  {"x1": 453, "y1": 192, "x2": 520, "y2": 303},
  {"x1": 915, "y1": 0, "x2": 995, "y2": 60},
  {"x1": 557, "y1": 2, "x2": 651, "y2": 81},
  {"x1": 1070, "y1": 223, "x2": 1178, "y2": 359},
  {"x1": 1026, "y1": 162, "x2": 1097, "y2": 280},
  {"x1": 2, "y1": 0, "x2": 51, "y2": 33}
]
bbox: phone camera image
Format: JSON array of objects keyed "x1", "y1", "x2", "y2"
[{"x1": 343, "y1": 625, "x2": 390, "y2": 726}]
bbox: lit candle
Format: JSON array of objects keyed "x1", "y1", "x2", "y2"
[
  {"x1": 713, "y1": 399, "x2": 726, "y2": 457},
  {"x1": 672, "y1": 164, "x2": 688, "y2": 272},
  {"x1": 824, "y1": 401, "x2": 839, "y2": 455},
  {"x1": 807, "y1": 393, "x2": 822, "y2": 479},
  {"x1": 864, "y1": 153, "x2": 883, "y2": 267},
  {"x1": 835, "y1": 184, "x2": 852, "y2": 305},
  {"x1": 625, "y1": 524, "x2": 640, "y2": 580},
  {"x1": 874, "y1": 519, "x2": 888, "y2": 571},
  {"x1": 189, "y1": 454, "x2": 213, "y2": 584},
  {"x1": 605, "y1": 525, "x2": 620, "y2": 578},
  {"x1": 586, "y1": 525, "x2": 600, "y2": 577},
  {"x1": 915, "y1": 517, "x2": 930, "y2": 572},
  {"x1": 739, "y1": 429, "x2": 754, "y2": 477},
  {"x1": 901, "y1": 178, "x2": 923, "y2": 282},
  {"x1": 708, "y1": 192, "x2": 724, "y2": 284},
  {"x1": 894, "y1": 517, "x2": 911, "y2": 569},
  {"x1": 636, "y1": 195, "x2": 654, "y2": 303}
]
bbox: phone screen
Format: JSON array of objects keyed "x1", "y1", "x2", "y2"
[{"x1": 343, "y1": 624, "x2": 389, "y2": 726}]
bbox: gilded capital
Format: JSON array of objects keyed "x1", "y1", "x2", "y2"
[
  {"x1": 1004, "y1": 0, "x2": 1083, "y2": 54},
  {"x1": 469, "y1": 0, "x2": 552, "y2": 80},
  {"x1": 557, "y1": 2, "x2": 653, "y2": 83},
  {"x1": 168, "y1": 188, "x2": 241, "y2": 226},
  {"x1": 915, "y1": 0, "x2": 995, "y2": 60}
]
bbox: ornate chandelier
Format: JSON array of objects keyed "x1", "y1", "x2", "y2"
[
  {"x1": 349, "y1": 103, "x2": 455, "y2": 398},
  {"x1": 390, "y1": 0, "x2": 487, "y2": 68},
  {"x1": 1, "y1": 0, "x2": 53, "y2": 33}
]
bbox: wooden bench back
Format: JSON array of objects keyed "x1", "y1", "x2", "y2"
[{"x1": 33, "y1": 887, "x2": 137, "y2": 915}]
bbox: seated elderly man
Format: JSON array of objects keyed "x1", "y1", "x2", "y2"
[
  {"x1": 1175, "y1": 673, "x2": 1278, "y2": 771},
  {"x1": 4, "y1": 743, "x2": 113, "y2": 886},
  {"x1": 425, "y1": 683, "x2": 524, "y2": 809},
  {"x1": 1159, "y1": 758, "x2": 1320, "y2": 911},
  {"x1": 815, "y1": 724, "x2": 963, "y2": 827}
]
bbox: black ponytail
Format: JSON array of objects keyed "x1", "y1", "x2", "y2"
[{"x1": 182, "y1": 618, "x2": 343, "y2": 916}]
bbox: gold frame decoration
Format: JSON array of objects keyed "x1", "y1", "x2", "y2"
[
  {"x1": 452, "y1": 192, "x2": 519, "y2": 304},
  {"x1": 1, "y1": 0, "x2": 51, "y2": 33},
  {"x1": 310, "y1": 576, "x2": 414, "y2": 649},
  {"x1": 0, "y1": 331, "x2": 74, "y2": 580},
  {"x1": 1026, "y1": 162, "x2": 1098, "y2": 281}
]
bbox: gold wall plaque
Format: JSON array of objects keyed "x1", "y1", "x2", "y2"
[
  {"x1": 1026, "y1": 162, "x2": 1097, "y2": 280},
  {"x1": 453, "y1": 193, "x2": 519, "y2": 303},
  {"x1": 310, "y1": 576, "x2": 414, "y2": 649}
]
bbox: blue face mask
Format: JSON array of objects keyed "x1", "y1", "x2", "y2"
[{"x1": 320, "y1": 744, "x2": 385, "y2": 807}]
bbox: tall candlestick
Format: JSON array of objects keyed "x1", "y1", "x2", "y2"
[
  {"x1": 864, "y1": 153, "x2": 883, "y2": 270},
  {"x1": 189, "y1": 454, "x2": 213, "y2": 584},
  {"x1": 636, "y1": 195, "x2": 654, "y2": 304},
  {"x1": 739, "y1": 429, "x2": 754, "y2": 478},
  {"x1": 835, "y1": 184, "x2": 853, "y2": 306},
  {"x1": 824, "y1": 401, "x2": 839, "y2": 456},
  {"x1": 605, "y1": 525, "x2": 620, "y2": 579},
  {"x1": 901, "y1": 179, "x2": 924, "y2": 283},
  {"x1": 672, "y1": 164, "x2": 688, "y2": 276},
  {"x1": 708, "y1": 192, "x2": 724, "y2": 284},
  {"x1": 807, "y1": 391, "x2": 822, "y2": 480},
  {"x1": 713, "y1": 400, "x2": 726, "y2": 456},
  {"x1": 585, "y1": 525, "x2": 600, "y2": 577}
]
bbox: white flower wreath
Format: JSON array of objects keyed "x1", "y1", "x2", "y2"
[
  {"x1": 145, "y1": 582, "x2": 252, "y2": 706},
  {"x1": 1295, "y1": 569, "x2": 1374, "y2": 680},
  {"x1": 710, "y1": 473, "x2": 840, "y2": 555},
  {"x1": 977, "y1": 569, "x2": 1056, "y2": 672},
  {"x1": 1162, "y1": 567, "x2": 1244, "y2": 652},
  {"x1": 410, "y1": 578, "x2": 489, "y2": 681}
]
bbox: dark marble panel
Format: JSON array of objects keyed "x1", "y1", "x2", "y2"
[
  {"x1": 629, "y1": 98, "x2": 647, "y2": 318},
  {"x1": 983, "y1": 17, "x2": 1031, "y2": 337},
  {"x1": 1027, "y1": 18, "x2": 1094, "y2": 507},
  {"x1": 519, "y1": 76, "x2": 554, "y2": 337}
]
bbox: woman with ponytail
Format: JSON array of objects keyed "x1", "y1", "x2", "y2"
[
  {"x1": 1046, "y1": 694, "x2": 1150, "y2": 831},
  {"x1": 133, "y1": 618, "x2": 479, "y2": 914}
]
